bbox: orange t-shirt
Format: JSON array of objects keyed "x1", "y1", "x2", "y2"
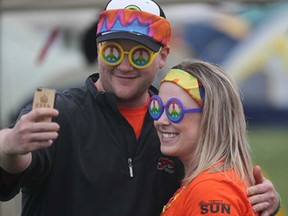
[
  {"x1": 161, "y1": 168, "x2": 258, "y2": 216},
  {"x1": 119, "y1": 97, "x2": 149, "y2": 139}
]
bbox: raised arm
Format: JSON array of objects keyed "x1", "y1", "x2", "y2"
[
  {"x1": 247, "y1": 165, "x2": 281, "y2": 216},
  {"x1": 0, "y1": 108, "x2": 59, "y2": 174}
]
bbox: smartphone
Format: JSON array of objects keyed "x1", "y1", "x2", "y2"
[{"x1": 32, "y1": 88, "x2": 56, "y2": 122}]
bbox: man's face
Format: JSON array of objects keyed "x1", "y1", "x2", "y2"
[{"x1": 97, "y1": 40, "x2": 169, "y2": 107}]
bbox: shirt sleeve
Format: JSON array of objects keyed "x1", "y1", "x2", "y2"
[{"x1": 184, "y1": 178, "x2": 255, "y2": 216}]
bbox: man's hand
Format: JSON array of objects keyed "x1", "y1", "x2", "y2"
[
  {"x1": 247, "y1": 165, "x2": 280, "y2": 216},
  {"x1": 0, "y1": 108, "x2": 59, "y2": 173}
]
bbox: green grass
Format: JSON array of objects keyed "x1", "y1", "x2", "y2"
[{"x1": 248, "y1": 125, "x2": 288, "y2": 214}]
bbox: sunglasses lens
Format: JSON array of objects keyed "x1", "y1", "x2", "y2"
[
  {"x1": 149, "y1": 96, "x2": 163, "y2": 120},
  {"x1": 101, "y1": 44, "x2": 122, "y2": 65},
  {"x1": 166, "y1": 99, "x2": 184, "y2": 123},
  {"x1": 131, "y1": 47, "x2": 152, "y2": 68}
]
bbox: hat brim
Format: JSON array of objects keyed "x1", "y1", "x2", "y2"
[{"x1": 97, "y1": 32, "x2": 162, "y2": 52}]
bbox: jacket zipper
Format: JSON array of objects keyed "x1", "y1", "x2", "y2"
[{"x1": 128, "y1": 158, "x2": 134, "y2": 178}]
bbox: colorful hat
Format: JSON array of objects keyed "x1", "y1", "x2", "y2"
[{"x1": 97, "y1": 0, "x2": 171, "y2": 52}]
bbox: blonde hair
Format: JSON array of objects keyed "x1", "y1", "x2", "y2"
[{"x1": 173, "y1": 59, "x2": 255, "y2": 186}]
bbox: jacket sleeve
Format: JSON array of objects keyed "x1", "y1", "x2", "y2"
[
  {"x1": 0, "y1": 96, "x2": 62, "y2": 201},
  {"x1": 0, "y1": 148, "x2": 54, "y2": 201},
  {"x1": 0, "y1": 168, "x2": 25, "y2": 201}
]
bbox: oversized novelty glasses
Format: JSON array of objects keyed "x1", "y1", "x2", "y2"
[
  {"x1": 148, "y1": 95, "x2": 203, "y2": 123},
  {"x1": 99, "y1": 42, "x2": 161, "y2": 69}
]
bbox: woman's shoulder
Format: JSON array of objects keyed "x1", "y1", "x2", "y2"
[
  {"x1": 184, "y1": 169, "x2": 257, "y2": 216},
  {"x1": 188, "y1": 168, "x2": 249, "y2": 197}
]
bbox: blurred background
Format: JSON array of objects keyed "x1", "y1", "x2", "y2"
[{"x1": 0, "y1": 0, "x2": 287, "y2": 215}]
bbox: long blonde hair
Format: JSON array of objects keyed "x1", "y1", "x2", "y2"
[{"x1": 173, "y1": 59, "x2": 255, "y2": 186}]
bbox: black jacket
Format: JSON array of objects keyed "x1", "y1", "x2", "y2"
[{"x1": 0, "y1": 74, "x2": 183, "y2": 216}]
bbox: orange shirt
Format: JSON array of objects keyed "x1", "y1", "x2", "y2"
[
  {"x1": 161, "y1": 168, "x2": 258, "y2": 216},
  {"x1": 119, "y1": 97, "x2": 149, "y2": 139}
]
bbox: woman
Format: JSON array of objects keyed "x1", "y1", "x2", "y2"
[{"x1": 149, "y1": 59, "x2": 260, "y2": 215}]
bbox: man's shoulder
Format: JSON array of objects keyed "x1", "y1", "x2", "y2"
[{"x1": 55, "y1": 73, "x2": 99, "y2": 107}]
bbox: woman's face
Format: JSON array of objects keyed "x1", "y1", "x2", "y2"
[{"x1": 154, "y1": 82, "x2": 202, "y2": 163}]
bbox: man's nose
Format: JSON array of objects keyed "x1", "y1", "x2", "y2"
[{"x1": 117, "y1": 54, "x2": 134, "y2": 71}]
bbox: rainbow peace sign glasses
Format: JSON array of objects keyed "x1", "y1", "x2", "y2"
[
  {"x1": 148, "y1": 95, "x2": 203, "y2": 123},
  {"x1": 99, "y1": 42, "x2": 161, "y2": 69}
]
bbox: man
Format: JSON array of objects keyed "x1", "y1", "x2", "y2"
[{"x1": 0, "y1": 0, "x2": 280, "y2": 215}]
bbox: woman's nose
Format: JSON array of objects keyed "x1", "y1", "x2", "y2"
[{"x1": 156, "y1": 110, "x2": 170, "y2": 125}]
